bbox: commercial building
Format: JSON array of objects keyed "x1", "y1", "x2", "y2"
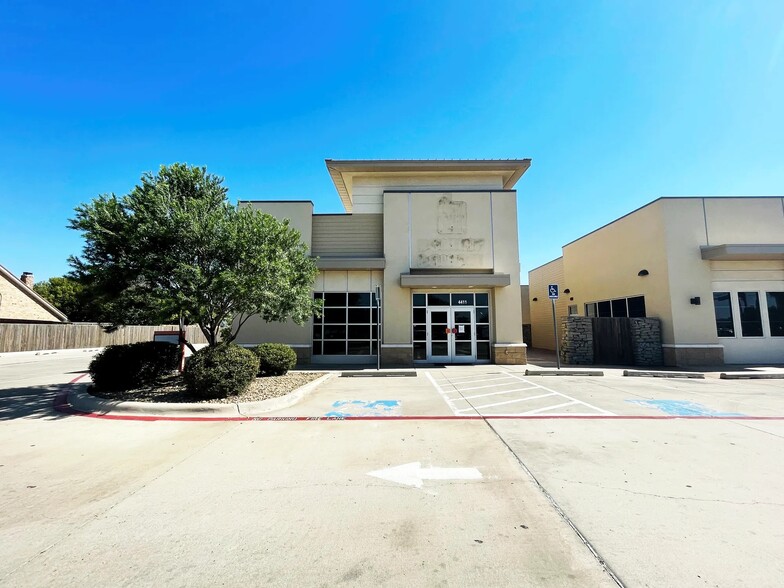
[
  {"x1": 235, "y1": 159, "x2": 531, "y2": 366},
  {"x1": 529, "y1": 197, "x2": 784, "y2": 366}
]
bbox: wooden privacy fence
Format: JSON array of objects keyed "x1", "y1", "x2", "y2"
[{"x1": 0, "y1": 323, "x2": 207, "y2": 353}]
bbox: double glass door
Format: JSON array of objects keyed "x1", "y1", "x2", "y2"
[{"x1": 427, "y1": 308, "x2": 475, "y2": 363}]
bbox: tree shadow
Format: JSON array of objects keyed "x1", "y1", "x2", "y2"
[{"x1": 0, "y1": 383, "x2": 77, "y2": 421}]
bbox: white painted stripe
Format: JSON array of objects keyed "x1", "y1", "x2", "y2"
[
  {"x1": 520, "y1": 401, "x2": 580, "y2": 415},
  {"x1": 463, "y1": 387, "x2": 539, "y2": 400},
  {"x1": 456, "y1": 393, "x2": 558, "y2": 413},
  {"x1": 425, "y1": 371, "x2": 461, "y2": 415},
  {"x1": 443, "y1": 375, "x2": 508, "y2": 385},
  {"x1": 458, "y1": 380, "x2": 522, "y2": 391},
  {"x1": 472, "y1": 393, "x2": 559, "y2": 411},
  {"x1": 500, "y1": 370, "x2": 615, "y2": 416}
]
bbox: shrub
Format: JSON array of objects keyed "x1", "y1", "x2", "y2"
[
  {"x1": 253, "y1": 343, "x2": 297, "y2": 376},
  {"x1": 89, "y1": 341, "x2": 180, "y2": 391},
  {"x1": 184, "y1": 344, "x2": 259, "y2": 399}
]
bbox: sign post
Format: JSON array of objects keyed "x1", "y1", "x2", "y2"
[{"x1": 548, "y1": 284, "x2": 561, "y2": 370}]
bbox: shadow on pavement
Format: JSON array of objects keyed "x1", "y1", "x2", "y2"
[{"x1": 0, "y1": 384, "x2": 72, "y2": 421}]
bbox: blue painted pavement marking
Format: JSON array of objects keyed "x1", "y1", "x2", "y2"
[
  {"x1": 325, "y1": 400, "x2": 401, "y2": 418},
  {"x1": 626, "y1": 399, "x2": 745, "y2": 417}
]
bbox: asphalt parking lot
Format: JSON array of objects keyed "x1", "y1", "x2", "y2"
[{"x1": 1, "y1": 351, "x2": 783, "y2": 587}]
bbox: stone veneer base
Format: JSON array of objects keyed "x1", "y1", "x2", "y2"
[
  {"x1": 493, "y1": 344, "x2": 527, "y2": 365},
  {"x1": 662, "y1": 346, "x2": 724, "y2": 367},
  {"x1": 381, "y1": 346, "x2": 414, "y2": 367}
]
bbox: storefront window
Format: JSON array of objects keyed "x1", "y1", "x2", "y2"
[
  {"x1": 712, "y1": 292, "x2": 734, "y2": 337},
  {"x1": 767, "y1": 292, "x2": 784, "y2": 337},
  {"x1": 737, "y1": 292, "x2": 763, "y2": 337},
  {"x1": 312, "y1": 292, "x2": 378, "y2": 355}
]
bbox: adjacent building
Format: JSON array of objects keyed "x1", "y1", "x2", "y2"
[
  {"x1": 0, "y1": 266, "x2": 68, "y2": 323},
  {"x1": 529, "y1": 197, "x2": 784, "y2": 366},
  {"x1": 235, "y1": 159, "x2": 531, "y2": 366}
]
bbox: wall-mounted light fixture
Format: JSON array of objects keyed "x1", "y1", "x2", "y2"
[
  {"x1": 532, "y1": 297, "x2": 538, "y2": 302},
  {"x1": 638, "y1": 269, "x2": 649, "y2": 276},
  {"x1": 564, "y1": 288, "x2": 571, "y2": 294},
  {"x1": 690, "y1": 297, "x2": 701, "y2": 305},
  {"x1": 569, "y1": 297, "x2": 574, "y2": 301}
]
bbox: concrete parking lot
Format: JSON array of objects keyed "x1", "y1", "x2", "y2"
[{"x1": 1, "y1": 351, "x2": 783, "y2": 587}]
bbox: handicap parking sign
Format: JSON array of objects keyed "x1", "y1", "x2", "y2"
[{"x1": 548, "y1": 284, "x2": 559, "y2": 299}]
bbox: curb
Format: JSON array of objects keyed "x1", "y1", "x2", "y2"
[
  {"x1": 624, "y1": 370, "x2": 705, "y2": 379},
  {"x1": 238, "y1": 373, "x2": 334, "y2": 416},
  {"x1": 68, "y1": 373, "x2": 334, "y2": 418},
  {"x1": 720, "y1": 372, "x2": 784, "y2": 380},
  {"x1": 525, "y1": 369, "x2": 604, "y2": 376}
]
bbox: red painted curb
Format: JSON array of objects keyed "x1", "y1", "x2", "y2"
[{"x1": 54, "y1": 373, "x2": 784, "y2": 423}]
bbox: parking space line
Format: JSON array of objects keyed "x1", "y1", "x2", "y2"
[
  {"x1": 459, "y1": 380, "x2": 523, "y2": 391},
  {"x1": 470, "y1": 393, "x2": 559, "y2": 411},
  {"x1": 440, "y1": 375, "x2": 509, "y2": 385},
  {"x1": 501, "y1": 371, "x2": 615, "y2": 416},
  {"x1": 463, "y1": 387, "x2": 539, "y2": 400},
  {"x1": 424, "y1": 371, "x2": 462, "y2": 413},
  {"x1": 520, "y1": 401, "x2": 580, "y2": 415}
]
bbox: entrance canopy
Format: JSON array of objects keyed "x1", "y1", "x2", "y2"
[{"x1": 399, "y1": 273, "x2": 511, "y2": 288}]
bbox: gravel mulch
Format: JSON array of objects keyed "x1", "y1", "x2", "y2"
[{"x1": 88, "y1": 371, "x2": 328, "y2": 404}]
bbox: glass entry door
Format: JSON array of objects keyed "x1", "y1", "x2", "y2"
[{"x1": 426, "y1": 308, "x2": 476, "y2": 363}]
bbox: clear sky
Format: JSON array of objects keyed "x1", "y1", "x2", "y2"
[{"x1": 1, "y1": 1, "x2": 783, "y2": 283}]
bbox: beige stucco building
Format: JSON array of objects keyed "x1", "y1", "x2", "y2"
[
  {"x1": 235, "y1": 159, "x2": 531, "y2": 366},
  {"x1": 529, "y1": 197, "x2": 784, "y2": 366},
  {"x1": 0, "y1": 265, "x2": 68, "y2": 323}
]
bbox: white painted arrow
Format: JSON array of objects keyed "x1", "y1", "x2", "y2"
[{"x1": 368, "y1": 462, "x2": 482, "y2": 488}]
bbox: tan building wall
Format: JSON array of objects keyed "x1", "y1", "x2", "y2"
[
  {"x1": 528, "y1": 197, "x2": 784, "y2": 365},
  {"x1": 528, "y1": 257, "x2": 565, "y2": 350},
  {"x1": 490, "y1": 191, "x2": 523, "y2": 344},
  {"x1": 520, "y1": 285, "x2": 531, "y2": 324},
  {"x1": 563, "y1": 200, "x2": 673, "y2": 341},
  {"x1": 0, "y1": 274, "x2": 63, "y2": 322}
]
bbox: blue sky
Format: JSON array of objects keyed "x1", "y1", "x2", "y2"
[{"x1": 1, "y1": 1, "x2": 783, "y2": 282}]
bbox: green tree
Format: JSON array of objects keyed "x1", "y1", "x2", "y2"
[
  {"x1": 68, "y1": 163, "x2": 320, "y2": 346},
  {"x1": 33, "y1": 276, "x2": 90, "y2": 321}
]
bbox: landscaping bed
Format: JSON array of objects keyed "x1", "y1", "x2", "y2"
[{"x1": 89, "y1": 371, "x2": 327, "y2": 404}]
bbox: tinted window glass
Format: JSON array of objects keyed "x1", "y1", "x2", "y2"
[
  {"x1": 767, "y1": 292, "x2": 784, "y2": 337},
  {"x1": 347, "y1": 324, "x2": 370, "y2": 339},
  {"x1": 324, "y1": 308, "x2": 346, "y2": 323},
  {"x1": 738, "y1": 292, "x2": 763, "y2": 337},
  {"x1": 323, "y1": 341, "x2": 346, "y2": 355},
  {"x1": 451, "y1": 293, "x2": 473, "y2": 306},
  {"x1": 413, "y1": 308, "x2": 426, "y2": 323},
  {"x1": 413, "y1": 342, "x2": 427, "y2": 360},
  {"x1": 324, "y1": 293, "x2": 346, "y2": 307},
  {"x1": 476, "y1": 307, "x2": 489, "y2": 323},
  {"x1": 585, "y1": 303, "x2": 597, "y2": 317},
  {"x1": 611, "y1": 299, "x2": 628, "y2": 318},
  {"x1": 597, "y1": 301, "x2": 612, "y2": 318},
  {"x1": 713, "y1": 292, "x2": 734, "y2": 337},
  {"x1": 347, "y1": 308, "x2": 370, "y2": 323},
  {"x1": 347, "y1": 341, "x2": 371, "y2": 355},
  {"x1": 323, "y1": 325, "x2": 346, "y2": 340},
  {"x1": 427, "y1": 293, "x2": 451, "y2": 306},
  {"x1": 476, "y1": 342, "x2": 490, "y2": 360},
  {"x1": 627, "y1": 296, "x2": 646, "y2": 318},
  {"x1": 475, "y1": 293, "x2": 489, "y2": 306},
  {"x1": 413, "y1": 293, "x2": 426, "y2": 307},
  {"x1": 347, "y1": 293, "x2": 370, "y2": 307}
]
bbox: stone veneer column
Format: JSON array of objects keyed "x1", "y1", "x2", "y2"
[
  {"x1": 630, "y1": 318, "x2": 663, "y2": 366},
  {"x1": 560, "y1": 316, "x2": 593, "y2": 365},
  {"x1": 493, "y1": 343, "x2": 527, "y2": 365},
  {"x1": 381, "y1": 345, "x2": 413, "y2": 367}
]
